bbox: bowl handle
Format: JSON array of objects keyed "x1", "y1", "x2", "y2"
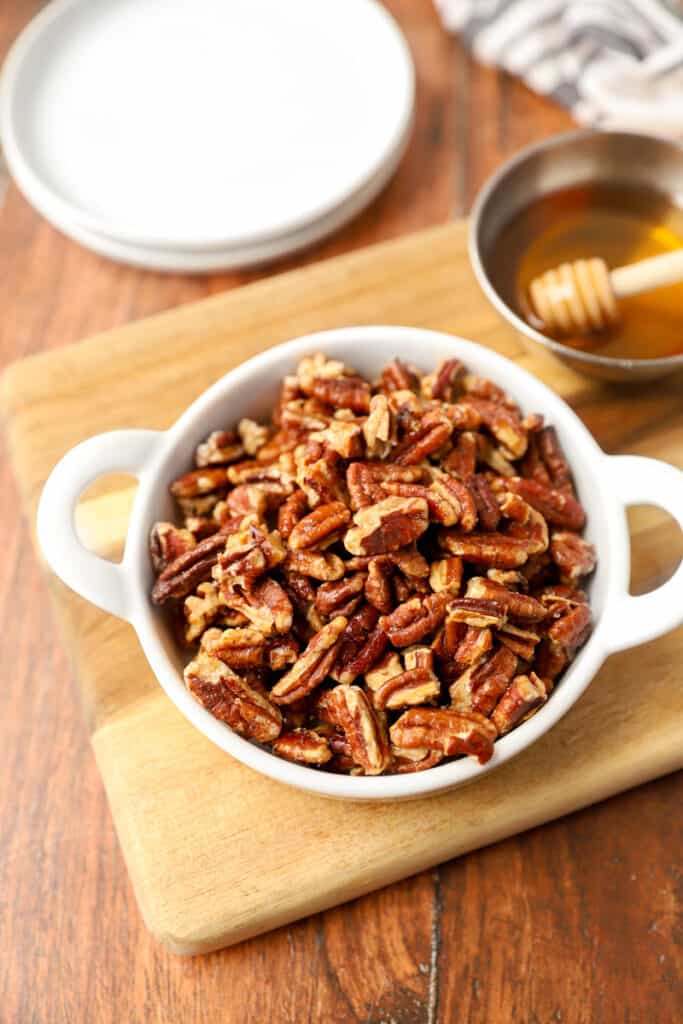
[
  {"x1": 602, "y1": 454, "x2": 683, "y2": 654},
  {"x1": 36, "y1": 430, "x2": 163, "y2": 621}
]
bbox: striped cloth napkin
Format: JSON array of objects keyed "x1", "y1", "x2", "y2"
[{"x1": 434, "y1": 0, "x2": 683, "y2": 135}]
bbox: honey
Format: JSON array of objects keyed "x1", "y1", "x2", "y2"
[{"x1": 490, "y1": 182, "x2": 683, "y2": 360}]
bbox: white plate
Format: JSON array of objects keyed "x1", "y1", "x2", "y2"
[
  {"x1": 0, "y1": 0, "x2": 415, "y2": 251},
  {"x1": 9, "y1": 111, "x2": 410, "y2": 272}
]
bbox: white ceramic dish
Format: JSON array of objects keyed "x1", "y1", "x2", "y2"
[
  {"x1": 37, "y1": 327, "x2": 683, "y2": 800},
  {"x1": 4, "y1": 120, "x2": 410, "y2": 274},
  {"x1": 0, "y1": 0, "x2": 415, "y2": 252}
]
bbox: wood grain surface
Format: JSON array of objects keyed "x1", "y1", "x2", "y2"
[{"x1": 0, "y1": 2, "x2": 681, "y2": 1021}]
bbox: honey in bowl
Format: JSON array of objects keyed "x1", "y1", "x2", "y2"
[{"x1": 490, "y1": 182, "x2": 683, "y2": 360}]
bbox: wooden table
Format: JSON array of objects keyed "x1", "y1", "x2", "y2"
[{"x1": 1, "y1": 2, "x2": 680, "y2": 1020}]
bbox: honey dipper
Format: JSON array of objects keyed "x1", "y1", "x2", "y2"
[{"x1": 527, "y1": 248, "x2": 683, "y2": 335}]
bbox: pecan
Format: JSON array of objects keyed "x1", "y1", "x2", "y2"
[
  {"x1": 390, "y1": 545, "x2": 430, "y2": 579},
  {"x1": 506, "y1": 477, "x2": 586, "y2": 530},
  {"x1": 294, "y1": 443, "x2": 345, "y2": 507},
  {"x1": 344, "y1": 496, "x2": 429, "y2": 556},
  {"x1": 297, "y1": 352, "x2": 348, "y2": 392},
  {"x1": 497, "y1": 622, "x2": 540, "y2": 661},
  {"x1": 277, "y1": 490, "x2": 308, "y2": 539},
  {"x1": 280, "y1": 398, "x2": 331, "y2": 432},
  {"x1": 421, "y1": 358, "x2": 464, "y2": 401},
  {"x1": 519, "y1": 432, "x2": 553, "y2": 486},
  {"x1": 152, "y1": 530, "x2": 231, "y2": 604},
  {"x1": 548, "y1": 602, "x2": 592, "y2": 651},
  {"x1": 184, "y1": 582, "x2": 227, "y2": 643},
  {"x1": 477, "y1": 436, "x2": 516, "y2": 477},
  {"x1": 461, "y1": 374, "x2": 511, "y2": 405},
  {"x1": 389, "y1": 708, "x2": 496, "y2": 764},
  {"x1": 392, "y1": 409, "x2": 453, "y2": 466},
  {"x1": 379, "y1": 593, "x2": 448, "y2": 647},
  {"x1": 492, "y1": 672, "x2": 550, "y2": 735},
  {"x1": 257, "y1": 426, "x2": 304, "y2": 462},
  {"x1": 171, "y1": 467, "x2": 230, "y2": 498},
  {"x1": 381, "y1": 479, "x2": 462, "y2": 527},
  {"x1": 310, "y1": 376, "x2": 371, "y2": 413},
  {"x1": 487, "y1": 568, "x2": 527, "y2": 589},
  {"x1": 453, "y1": 625, "x2": 493, "y2": 670},
  {"x1": 310, "y1": 419, "x2": 363, "y2": 459},
  {"x1": 468, "y1": 475, "x2": 500, "y2": 531},
  {"x1": 150, "y1": 522, "x2": 196, "y2": 574},
  {"x1": 442, "y1": 430, "x2": 478, "y2": 478},
  {"x1": 363, "y1": 393, "x2": 395, "y2": 458},
  {"x1": 184, "y1": 515, "x2": 223, "y2": 538},
  {"x1": 447, "y1": 598, "x2": 507, "y2": 630},
  {"x1": 325, "y1": 684, "x2": 391, "y2": 774},
  {"x1": 266, "y1": 635, "x2": 299, "y2": 671},
  {"x1": 430, "y1": 473, "x2": 477, "y2": 531},
  {"x1": 364, "y1": 558, "x2": 394, "y2": 613},
  {"x1": 391, "y1": 746, "x2": 443, "y2": 773},
  {"x1": 213, "y1": 520, "x2": 286, "y2": 589},
  {"x1": 237, "y1": 418, "x2": 270, "y2": 457},
  {"x1": 195, "y1": 431, "x2": 244, "y2": 467},
  {"x1": 439, "y1": 530, "x2": 530, "y2": 569},
  {"x1": 284, "y1": 549, "x2": 346, "y2": 581},
  {"x1": 316, "y1": 573, "x2": 366, "y2": 618},
  {"x1": 501, "y1": 497, "x2": 549, "y2": 556},
  {"x1": 272, "y1": 729, "x2": 332, "y2": 765},
  {"x1": 270, "y1": 616, "x2": 347, "y2": 704},
  {"x1": 463, "y1": 397, "x2": 527, "y2": 459},
  {"x1": 222, "y1": 577, "x2": 293, "y2": 635},
  {"x1": 364, "y1": 650, "x2": 403, "y2": 691},
  {"x1": 449, "y1": 645, "x2": 518, "y2": 716},
  {"x1": 379, "y1": 358, "x2": 421, "y2": 394},
  {"x1": 288, "y1": 501, "x2": 351, "y2": 551},
  {"x1": 550, "y1": 531, "x2": 597, "y2": 580},
  {"x1": 369, "y1": 646, "x2": 441, "y2": 711},
  {"x1": 200, "y1": 626, "x2": 266, "y2": 668},
  {"x1": 225, "y1": 484, "x2": 268, "y2": 520},
  {"x1": 465, "y1": 577, "x2": 546, "y2": 622},
  {"x1": 346, "y1": 461, "x2": 426, "y2": 510},
  {"x1": 331, "y1": 604, "x2": 387, "y2": 683},
  {"x1": 537, "y1": 426, "x2": 575, "y2": 494},
  {"x1": 184, "y1": 652, "x2": 281, "y2": 742}
]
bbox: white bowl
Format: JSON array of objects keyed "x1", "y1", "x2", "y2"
[{"x1": 36, "y1": 327, "x2": 683, "y2": 800}]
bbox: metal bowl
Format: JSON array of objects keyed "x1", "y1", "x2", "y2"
[{"x1": 469, "y1": 129, "x2": 683, "y2": 382}]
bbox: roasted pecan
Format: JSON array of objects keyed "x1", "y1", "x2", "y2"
[
  {"x1": 344, "y1": 496, "x2": 429, "y2": 556},
  {"x1": 463, "y1": 397, "x2": 527, "y2": 459},
  {"x1": 224, "y1": 484, "x2": 269, "y2": 520},
  {"x1": 439, "y1": 530, "x2": 530, "y2": 569},
  {"x1": 363, "y1": 393, "x2": 395, "y2": 458},
  {"x1": 537, "y1": 426, "x2": 575, "y2": 494},
  {"x1": 453, "y1": 625, "x2": 493, "y2": 670},
  {"x1": 310, "y1": 376, "x2": 371, "y2": 413},
  {"x1": 468, "y1": 474, "x2": 500, "y2": 531},
  {"x1": 288, "y1": 501, "x2": 351, "y2": 551},
  {"x1": 152, "y1": 530, "x2": 232, "y2": 604},
  {"x1": 379, "y1": 593, "x2": 448, "y2": 647},
  {"x1": 294, "y1": 443, "x2": 345, "y2": 508},
  {"x1": 497, "y1": 622, "x2": 540, "y2": 661},
  {"x1": 506, "y1": 477, "x2": 586, "y2": 530},
  {"x1": 277, "y1": 490, "x2": 308, "y2": 539},
  {"x1": 364, "y1": 558, "x2": 394, "y2": 613},
  {"x1": 442, "y1": 430, "x2": 478, "y2": 478},
  {"x1": 184, "y1": 582, "x2": 228, "y2": 643},
  {"x1": 213, "y1": 520, "x2": 286, "y2": 589},
  {"x1": 492, "y1": 671, "x2": 550, "y2": 735},
  {"x1": 150, "y1": 522, "x2": 196, "y2": 574},
  {"x1": 369, "y1": 646, "x2": 441, "y2": 710},
  {"x1": 391, "y1": 746, "x2": 444, "y2": 773},
  {"x1": 477, "y1": 436, "x2": 516, "y2": 477},
  {"x1": 316, "y1": 573, "x2": 366, "y2": 618},
  {"x1": 222, "y1": 577, "x2": 293, "y2": 635},
  {"x1": 392, "y1": 409, "x2": 452, "y2": 466},
  {"x1": 195, "y1": 431, "x2": 244, "y2": 467},
  {"x1": 548, "y1": 602, "x2": 592, "y2": 651},
  {"x1": 331, "y1": 605, "x2": 387, "y2": 684},
  {"x1": 324, "y1": 684, "x2": 391, "y2": 774},
  {"x1": 171, "y1": 467, "x2": 230, "y2": 498},
  {"x1": 465, "y1": 577, "x2": 546, "y2": 622},
  {"x1": 310, "y1": 419, "x2": 364, "y2": 459},
  {"x1": 270, "y1": 616, "x2": 347, "y2": 704},
  {"x1": 184, "y1": 652, "x2": 281, "y2": 742},
  {"x1": 200, "y1": 626, "x2": 266, "y2": 668},
  {"x1": 296, "y1": 352, "x2": 347, "y2": 392},
  {"x1": 379, "y1": 358, "x2": 421, "y2": 394},
  {"x1": 430, "y1": 473, "x2": 478, "y2": 531},
  {"x1": 447, "y1": 598, "x2": 507, "y2": 630},
  {"x1": 449, "y1": 645, "x2": 518, "y2": 716},
  {"x1": 266, "y1": 635, "x2": 300, "y2": 671},
  {"x1": 421, "y1": 358, "x2": 464, "y2": 401},
  {"x1": 550, "y1": 531, "x2": 597, "y2": 580},
  {"x1": 272, "y1": 729, "x2": 332, "y2": 765},
  {"x1": 284, "y1": 549, "x2": 346, "y2": 581},
  {"x1": 389, "y1": 708, "x2": 496, "y2": 764},
  {"x1": 237, "y1": 418, "x2": 270, "y2": 457}
]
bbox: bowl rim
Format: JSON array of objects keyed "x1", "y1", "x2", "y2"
[
  {"x1": 122, "y1": 326, "x2": 624, "y2": 801},
  {"x1": 468, "y1": 127, "x2": 683, "y2": 373}
]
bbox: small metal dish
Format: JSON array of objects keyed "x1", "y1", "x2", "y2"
[{"x1": 469, "y1": 129, "x2": 683, "y2": 382}]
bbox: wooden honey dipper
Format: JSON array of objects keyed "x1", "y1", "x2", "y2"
[{"x1": 527, "y1": 248, "x2": 683, "y2": 335}]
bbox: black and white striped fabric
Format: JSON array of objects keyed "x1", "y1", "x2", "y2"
[{"x1": 434, "y1": 0, "x2": 683, "y2": 134}]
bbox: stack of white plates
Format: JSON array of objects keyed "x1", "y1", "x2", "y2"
[{"x1": 0, "y1": 0, "x2": 415, "y2": 273}]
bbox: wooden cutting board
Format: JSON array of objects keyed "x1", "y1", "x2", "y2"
[{"x1": 2, "y1": 221, "x2": 682, "y2": 955}]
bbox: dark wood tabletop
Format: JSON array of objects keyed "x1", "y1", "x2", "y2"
[{"x1": 1, "y1": 2, "x2": 681, "y2": 1021}]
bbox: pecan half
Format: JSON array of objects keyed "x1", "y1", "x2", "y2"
[
  {"x1": 277, "y1": 490, "x2": 309, "y2": 539},
  {"x1": 237, "y1": 419, "x2": 270, "y2": 457},
  {"x1": 152, "y1": 530, "x2": 232, "y2": 604},
  {"x1": 439, "y1": 530, "x2": 530, "y2": 569},
  {"x1": 449, "y1": 645, "x2": 518, "y2": 716},
  {"x1": 222, "y1": 577, "x2": 293, "y2": 635},
  {"x1": 364, "y1": 558, "x2": 394, "y2": 613},
  {"x1": 270, "y1": 616, "x2": 348, "y2": 704},
  {"x1": 195, "y1": 431, "x2": 244, "y2": 467},
  {"x1": 272, "y1": 729, "x2": 332, "y2": 765},
  {"x1": 200, "y1": 626, "x2": 266, "y2": 668},
  {"x1": 325, "y1": 684, "x2": 391, "y2": 774},
  {"x1": 429, "y1": 556, "x2": 463, "y2": 595},
  {"x1": 184, "y1": 652, "x2": 281, "y2": 742},
  {"x1": 150, "y1": 522, "x2": 196, "y2": 574},
  {"x1": 288, "y1": 501, "x2": 351, "y2": 551},
  {"x1": 184, "y1": 582, "x2": 227, "y2": 643},
  {"x1": 465, "y1": 577, "x2": 546, "y2": 622},
  {"x1": 344, "y1": 496, "x2": 429, "y2": 556},
  {"x1": 389, "y1": 708, "x2": 497, "y2": 764},
  {"x1": 506, "y1": 477, "x2": 586, "y2": 530},
  {"x1": 550, "y1": 531, "x2": 597, "y2": 580},
  {"x1": 492, "y1": 671, "x2": 551, "y2": 735},
  {"x1": 316, "y1": 573, "x2": 366, "y2": 618},
  {"x1": 363, "y1": 393, "x2": 395, "y2": 458},
  {"x1": 379, "y1": 593, "x2": 448, "y2": 647},
  {"x1": 369, "y1": 646, "x2": 441, "y2": 710}
]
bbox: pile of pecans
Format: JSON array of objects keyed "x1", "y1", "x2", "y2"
[{"x1": 150, "y1": 353, "x2": 596, "y2": 776}]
